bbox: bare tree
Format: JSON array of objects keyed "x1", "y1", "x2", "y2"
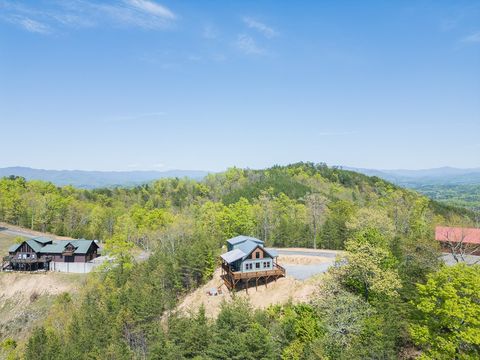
[
  {"x1": 442, "y1": 228, "x2": 480, "y2": 265},
  {"x1": 305, "y1": 193, "x2": 327, "y2": 249},
  {"x1": 257, "y1": 190, "x2": 274, "y2": 244}
]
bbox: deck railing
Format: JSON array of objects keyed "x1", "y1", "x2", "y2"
[
  {"x1": 7, "y1": 256, "x2": 52, "y2": 264},
  {"x1": 222, "y1": 262, "x2": 286, "y2": 281}
]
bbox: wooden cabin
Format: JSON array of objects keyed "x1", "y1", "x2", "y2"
[
  {"x1": 220, "y1": 235, "x2": 285, "y2": 291},
  {"x1": 3, "y1": 237, "x2": 99, "y2": 271}
]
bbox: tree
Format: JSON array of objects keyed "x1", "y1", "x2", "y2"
[
  {"x1": 409, "y1": 264, "x2": 480, "y2": 359},
  {"x1": 256, "y1": 189, "x2": 275, "y2": 244},
  {"x1": 440, "y1": 228, "x2": 480, "y2": 265},
  {"x1": 339, "y1": 240, "x2": 402, "y2": 302},
  {"x1": 312, "y1": 274, "x2": 373, "y2": 359},
  {"x1": 304, "y1": 193, "x2": 327, "y2": 249},
  {"x1": 25, "y1": 327, "x2": 61, "y2": 360}
]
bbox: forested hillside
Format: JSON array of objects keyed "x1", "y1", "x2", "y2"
[{"x1": 0, "y1": 163, "x2": 478, "y2": 359}]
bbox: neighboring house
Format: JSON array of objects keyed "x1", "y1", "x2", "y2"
[
  {"x1": 220, "y1": 235, "x2": 285, "y2": 291},
  {"x1": 435, "y1": 226, "x2": 480, "y2": 257},
  {"x1": 3, "y1": 236, "x2": 99, "y2": 272}
]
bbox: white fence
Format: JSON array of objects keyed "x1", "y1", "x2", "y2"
[{"x1": 50, "y1": 261, "x2": 99, "y2": 274}]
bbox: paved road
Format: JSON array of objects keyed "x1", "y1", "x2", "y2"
[
  {"x1": 441, "y1": 253, "x2": 480, "y2": 266},
  {"x1": 0, "y1": 226, "x2": 34, "y2": 239},
  {"x1": 276, "y1": 249, "x2": 338, "y2": 258},
  {"x1": 275, "y1": 248, "x2": 339, "y2": 281}
]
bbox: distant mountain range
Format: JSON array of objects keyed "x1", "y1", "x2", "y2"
[
  {"x1": 342, "y1": 166, "x2": 480, "y2": 187},
  {"x1": 2, "y1": 165, "x2": 480, "y2": 190},
  {"x1": 0, "y1": 167, "x2": 210, "y2": 188}
]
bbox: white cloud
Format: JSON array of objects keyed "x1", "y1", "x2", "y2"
[
  {"x1": 243, "y1": 17, "x2": 277, "y2": 38},
  {"x1": 462, "y1": 31, "x2": 480, "y2": 43},
  {"x1": 0, "y1": 0, "x2": 177, "y2": 34},
  {"x1": 90, "y1": 0, "x2": 176, "y2": 29},
  {"x1": 236, "y1": 34, "x2": 265, "y2": 55},
  {"x1": 124, "y1": 0, "x2": 175, "y2": 20},
  {"x1": 5, "y1": 15, "x2": 51, "y2": 34},
  {"x1": 20, "y1": 18, "x2": 50, "y2": 33}
]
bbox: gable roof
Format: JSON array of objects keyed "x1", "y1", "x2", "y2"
[
  {"x1": 221, "y1": 239, "x2": 278, "y2": 264},
  {"x1": 41, "y1": 239, "x2": 97, "y2": 255},
  {"x1": 236, "y1": 240, "x2": 259, "y2": 256},
  {"x1": 8, "y1": 237, "x2": 97, "y2": 255},
  {"x1": 8, "y1": 239, "x2": 45, "y2": 253},
  {"x1": 221, "y1": 249, "x2": 245, "y2": 264},
  {"x1": 435, "y1": 226, "x2": 480, "y2": 245},
  {"x1": 32, "y1": 236, "x2": 53, "y2": 245},
  {"x1": 227, "y1": 235, "x2": 264, "y2": 247}
]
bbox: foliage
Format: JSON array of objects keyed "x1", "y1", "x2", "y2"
[
  {"x1": 409, "y1": 264, "x2": 480, "y2": 359},
  {"x1": 0, "y1": 162, "x2": 473, "y2": 359}
]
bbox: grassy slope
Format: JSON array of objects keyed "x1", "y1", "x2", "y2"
[{"x1": 0, "y1": 231, "x2": 86, "y2": 353}]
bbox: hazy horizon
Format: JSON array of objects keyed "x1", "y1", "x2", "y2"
[{"x1": 2, "y1": 163, "x2": 480, "y2": 173}]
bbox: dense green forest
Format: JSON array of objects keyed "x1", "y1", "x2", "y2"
[
  {"x1": 412, "y1": 184, "x2": 480, "y2": 212},
  {"x1": 0, "y1": 163, "x2": 478, "y2": 359}
]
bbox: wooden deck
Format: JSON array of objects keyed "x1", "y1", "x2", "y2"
[
  {"x1": 221, "y1": 262, "x2": 286, "y2": 292},
  {"x1": 6, "y1": 256, "x2": 52, "y2": 264},
  {"x1": 2, "y1": 255, "x2": 52, "y2": 271}
]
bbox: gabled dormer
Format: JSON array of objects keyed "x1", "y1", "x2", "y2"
[{"x1": 62, "y1": 242, "x2": 77, "y2": 256}]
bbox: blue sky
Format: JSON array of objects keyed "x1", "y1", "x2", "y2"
[{"x1": 0, "y1": 0, "x2": 479, "y2": 171}]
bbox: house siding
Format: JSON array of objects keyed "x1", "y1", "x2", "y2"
[
  {"x1": 10, "y1": 243, "x2": 38, "y2": 260},
  {"x1": 242, "y1": 258, "x2": 273, "y2": 272}
]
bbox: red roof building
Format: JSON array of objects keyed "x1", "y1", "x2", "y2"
[{"x1": 435, "y1": 226, "x2": 480, "y2": 245}]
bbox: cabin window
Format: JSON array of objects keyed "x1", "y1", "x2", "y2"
[{"x1": 255, "y1": 262, "x2": 260, "y2": 269}]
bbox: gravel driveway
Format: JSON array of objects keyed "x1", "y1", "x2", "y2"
[{"x1": 275, "y1": 249, "x2": 339, "y2": 280}]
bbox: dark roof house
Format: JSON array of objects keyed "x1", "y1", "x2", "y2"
[
  {"x1": 221, "y1": 235, "x2": 284, "y2": 292},
  {"x1": 4, "y1": 236, "x2": 99, "y2": 271}
]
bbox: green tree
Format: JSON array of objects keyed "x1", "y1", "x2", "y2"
[{"x1": 409, "y1": 264, "x2": 480, "y2": 359}]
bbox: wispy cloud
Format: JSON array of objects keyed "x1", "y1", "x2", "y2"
[
  {"x1": 126, "y1": 0, "x2": 175, "y2": 19},
  {"x1": 242, "y1": 17, "x2": 277, "y2": 38},
  {"x1": 7, "y1": 16, "x2": 51, "y2": 34},
  {"x1": 462, "y1": 31, "x2": 480, "y2": 43},
  {"x1": 0, "y1": 0, "x2": 177, "y2": 34},
  {"x1": 236, "y1": 34, "x2": 265, "y2": 55}
]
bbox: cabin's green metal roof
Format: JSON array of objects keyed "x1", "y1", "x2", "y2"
[
  {"x1": 40, "y1": 240, "x2": 96, "y2": 255},
  {"x1": 8, "y1": 243, "x2": 21, "y2": 253},
  {"x1": 8, "y1": 238, "x2": 96, "y2": 255},
  {"x1": 32, "y1": 236, "x2": 53, "y2": 245},
  {"x1": 8, "y1": 239, "x2": 44, "y2": 253}
]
